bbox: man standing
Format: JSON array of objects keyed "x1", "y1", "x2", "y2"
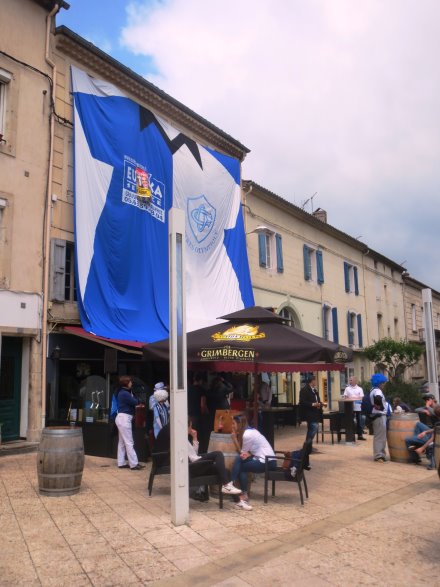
[
  {"x1": 369, "y1": 373, "x2": 389, "y2": 462},
  {"x1": 343, "y1": 376, "x2": 366, "y2": 441},
  {"x1": 299, "y1": 375, "x2": 325, "y2": 444}
]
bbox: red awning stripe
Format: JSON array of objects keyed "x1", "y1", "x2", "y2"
[{"x1": 188, "y1": 361, "x2": 346, "y2": 373}]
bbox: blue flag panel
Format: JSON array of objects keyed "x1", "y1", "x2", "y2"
[{"x1": 71, "y1": 66, "x2": 253, "y2": 342}]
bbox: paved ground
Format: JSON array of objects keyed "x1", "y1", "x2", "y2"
[{"x1": 1, "y1": 425, "x2": 439, "y2": 586}]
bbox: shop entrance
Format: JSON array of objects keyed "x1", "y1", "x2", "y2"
[{"x1": 0, "y1": 336, "x2": 22, "y2": 441}]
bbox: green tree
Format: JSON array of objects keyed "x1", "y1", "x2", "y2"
[{"x1": 363, "y1": 338, "x2": 423, "y2": 383}]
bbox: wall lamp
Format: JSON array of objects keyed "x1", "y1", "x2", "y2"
[{"x1": 246, "y1": 225, "x2": 270, "y2": 235}]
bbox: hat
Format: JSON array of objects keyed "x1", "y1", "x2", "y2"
[
  {"x1": 420, "y1": 382, "x2": 430, "y2": 390},
  {"x1": 371, "y1": 373, "x2": 387, "y2": 387},
  {"x1": 422, "y1": 393, "x2": 435, "y2": 400},
  {"x1": 154, "y1": 382, "x2": 165, "y2": 391},
  {"x1": 153, "y1": 389, "x2": 168, "y2": 403}
]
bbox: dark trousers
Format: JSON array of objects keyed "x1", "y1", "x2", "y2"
[{"x1": 189, "y1": 451, "x2": 228, "y2": 485}]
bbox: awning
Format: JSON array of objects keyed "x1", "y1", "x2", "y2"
[{"x1": 63, "y1": 326, "x2": 145, "y2": 356}]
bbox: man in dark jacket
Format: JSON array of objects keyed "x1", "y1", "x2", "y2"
[{"x1": 299, "y1": 376, "x2": 325, "y2": 443}]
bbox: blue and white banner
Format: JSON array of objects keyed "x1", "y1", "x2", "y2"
[{"x1": 71, "y1": 66, "x2": 254, "y2": 342}]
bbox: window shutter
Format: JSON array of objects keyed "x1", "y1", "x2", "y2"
[
  {"x1": 316, "y1": 250, "x2": 324, "y2": 284},
  {"x1": 275, "y1": 233, "x2": 283, "y2": 273},
  {"x1": 357, "y1": 314, "x2": 363, "y2": 348},
  {"x1": 50, "y1": 238, "x2": 66, "y2": 302},
  {"x1": 303, "y1": 244, "x2": 311, "y2": 280},
  {"x1": 347, "y1": 311, "x2": 354, "y2": 345},
  {"x1": 332, "y1": 307, "x2": 339, "y2": 343},
  {"x1": 354, "y1": 266, "x2": 359, "y2": 295},
  {"x1": 258, "y1": 233, "x2": 266, "y2": 267},
  {"x1": 343, "y1": 262, "x2": 350, "y2": 292}
]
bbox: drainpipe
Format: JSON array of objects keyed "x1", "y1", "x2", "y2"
[
  {"x1": 242, "y1": 183, "x2": 252, "y2": 234},
  {"x1": 41, "y1": 3, "x2": 60, "y2": 431}
]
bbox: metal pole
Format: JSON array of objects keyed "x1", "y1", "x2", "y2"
[
  {"x1": 422, "y1": 288, "x2": 439, "y2": 401},
  {"x1": 169, "y1": 208, "x2": 189, "y2": 526}
]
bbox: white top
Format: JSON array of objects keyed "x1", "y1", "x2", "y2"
[
  {"x1": 242, "y1": 428, "x2": 275, "y2": 463},
  {"x1": 370, "y1": 387, "x2": 389, "y2": 415},
  {"x1": 188, "y1": 440, "x2": 201, "y2": 463},
  {"x1": 343, "y1": 384, "x2": 364, "y2": 412}
]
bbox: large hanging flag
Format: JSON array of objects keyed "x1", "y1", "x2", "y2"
[{"x1": 71, "y1": 66, "x2": 254, "y2": 342}]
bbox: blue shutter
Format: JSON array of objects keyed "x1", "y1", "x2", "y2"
[
  {"x1": 303, "y1": 244, "x2": 311, "y2": 280},
  {"x1": 357, "y1": 314, "x2": 363, "y2": 347},
  {"x1": 332, "y1": 307, "x2": 339, "y2": 343},
  {"x1": 343, "y1": 262, "x2": 350, "y2": 292},
  {"x1": 354, "y1": 266, "x2": 359, "y2": 295},
  {"x1": 347, "y1": 311, "x2": 354, "y2": 345},
  {"x1": 316, "y1": 250, "x2": 324, "y2": 284},
  {"x1": 258, "y1": 233, "x2": 266, "y2": 267},
  {"x1": 275, "y1": 233, "x2": 283, "y2": 273}
]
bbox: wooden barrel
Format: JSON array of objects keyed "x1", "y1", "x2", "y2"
[
  {"x1": 37, "y1": 426, "x2": 85, "y2": 496},
  {"x1": 387, "y1": 413, "x2": 419, "y2": 463},
  {"x1": 434, "y1": 424, "x2": 440, "y2": 469},
  {"x1": 207, "y1": 432, "x2": 239, "y2": 471}
]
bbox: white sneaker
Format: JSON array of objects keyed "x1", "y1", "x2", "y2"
[
  {"x1": 222, "y1": 482, "x2": 241, "y2": 495},
  {"x1": 236, "y1": 499, "x2": 253, "y2": 511}
]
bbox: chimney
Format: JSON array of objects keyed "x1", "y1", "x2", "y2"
[{"x1": 313, "y1": 208, "x2": 327, "y2": 223}]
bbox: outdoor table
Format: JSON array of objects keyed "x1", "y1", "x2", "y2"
[
  {"x1": 338, "y1": 398, "x2": 356, "y2": 443},
  {"x1": 261, "y1": 406, "x2": 292, "y2": 449}
]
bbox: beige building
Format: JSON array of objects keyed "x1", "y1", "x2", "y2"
[
  {"x1": 242, "y1": 181, "x2": 407, "y2": 407},
  {"x1": 402, "y1": 274, "x2": 440, "y2": 384},
  {"x1": 0, "y1": 0, "x2": 249, "y2": 446}
]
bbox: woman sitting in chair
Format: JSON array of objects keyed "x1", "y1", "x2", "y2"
[{"x1": 230, "y1": 414, "x2": 277, "y2": 511}]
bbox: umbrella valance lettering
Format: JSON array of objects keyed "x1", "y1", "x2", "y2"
[
  {"x1": 334, "y1": 350, "x2": 349, "y2": 363},
  {"x1": 211, "y1": 324, "x2": 266, "y2": 342},
  {"x1": 198, "y1": 346, "x2": 256, "y2": 361}
]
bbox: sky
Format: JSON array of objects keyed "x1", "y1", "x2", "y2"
[{"x1": 58, "y1": 0, "x2": 440, "y2": 290}]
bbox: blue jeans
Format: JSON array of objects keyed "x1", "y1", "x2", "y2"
[
  {"x1": 306, "y1": 421, "x2": 319, "y2": 442},
  {"x1": 405, "y1": 422, "x2": 431, "y2": 449},
  {"x1": 231, "y1": 455, "x2": 276, "y2": 493}
]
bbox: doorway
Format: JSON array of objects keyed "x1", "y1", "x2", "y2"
[{"x1": 0, "y1": 337, "x2": 22, "y2": 441}]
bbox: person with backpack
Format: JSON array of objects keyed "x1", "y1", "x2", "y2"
[{"x1": 369, "y1": 373, "x2": 390, "y2": 463}]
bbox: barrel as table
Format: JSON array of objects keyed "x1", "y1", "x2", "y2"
[
  {"x1": 37, "y1": 426, "x2": 85, "y2": 496},
  {"x1": 207, "y1": 432, "x2": 238, "y2": 471},
  {"x1": 387, "y1": 413, "x2": 419, "y2": 463}
]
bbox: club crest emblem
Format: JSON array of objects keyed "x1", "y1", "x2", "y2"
[{"x1": 187, "y1": 196, "x2": 216, "y2": 244}]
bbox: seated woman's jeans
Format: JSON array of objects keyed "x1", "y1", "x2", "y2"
[{"x1": 231, "y1": 455, "x2": 277, "y2": 493}]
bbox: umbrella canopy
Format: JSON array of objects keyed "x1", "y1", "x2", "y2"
[{"x1": 143, "y1": 306, "x2": 352, "y2": 372}]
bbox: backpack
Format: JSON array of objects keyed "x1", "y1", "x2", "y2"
[
  {"x1": 109, "y1": 393, "x2": 118, "y2": 422},
  {"x1": 361, "y1": 390, "x2": 374, "y2": 416}
]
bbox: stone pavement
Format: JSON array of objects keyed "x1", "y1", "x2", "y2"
[{"x1": 1, "y1": 425, "x2": 439, "y2": 586}]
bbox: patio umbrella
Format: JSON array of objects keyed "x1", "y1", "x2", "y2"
[{"x1": 143, "y1": 306, "x2": 352, "y2": 372}]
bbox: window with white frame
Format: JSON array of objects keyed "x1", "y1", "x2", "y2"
[
  {"x1": 303, "y1": 244, "x2": 324, "y2": 283},
  {"x1": 377, "y1": 313, "x2": 383, "y2": 338},
  {"x1": 0, "y1": 68, "x2": 12, "y2": 139},
  {"x1": 343, "y1": 261, "x2": 359, "y2": 295},
  {"x1": 347, "y1": 311, "x2": 363, "y2": 348},
  {"x1": 322, "y1": 304, "x2": 339, "y2": 342},
  {"x1": 258, "y1": 231, "x2": 283, "y2": 273}
]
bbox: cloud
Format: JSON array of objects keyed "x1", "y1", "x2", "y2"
[{"x1": 121, "y1": 0, "x2": 440, "y2": 289}]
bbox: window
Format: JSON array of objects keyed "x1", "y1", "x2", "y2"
[
  {"x1": 322, "y1": 305, "x2": 339, "y2": 342},
  {"x1": 259, "y1": 231, "x2": 283, "y2": 272},
  {"x1": 50, "y1": 239, "x2": 77, "y2": 302},
  {"x1": 411, "y1": 304, "x2": 417, "y2": 331},
  {"x1": 394, "y1": 318, "x2": 399, "y2": 339},
  {"x1": 377, "y1": 313, "x2": 383, "y2": 338},
  {"x1": 0, "y1": 68, "x2": 12, "y2": 139},
  {"x1": 303, "y1": 244, "x2": 324, "y2": 283},
  {"x1": 347, "y1": 311, "x2": 363, "y2": 347},
  {"x1": 343, "y1": 262, "x2": 359, "y2": 295},
  {"x1": 279, "y1": 306, "x2": 298, "y2": 327}
]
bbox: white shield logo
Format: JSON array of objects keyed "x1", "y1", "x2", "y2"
[{"x1": 187, "y1": 195, "x2": 216, "y2": 244}]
